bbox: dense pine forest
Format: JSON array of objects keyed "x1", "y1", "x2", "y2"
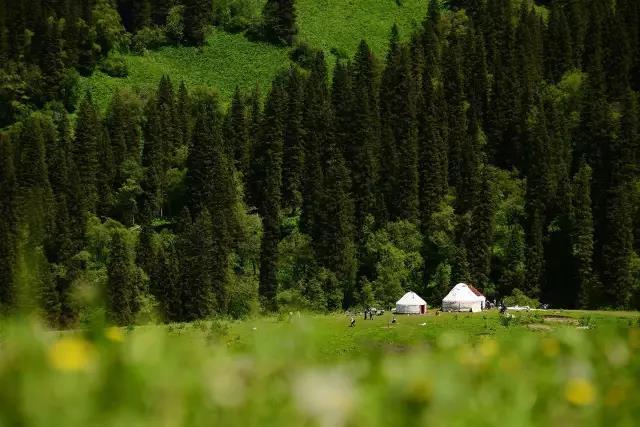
[{"x1": 1, "y1": 0, "x2": 639, "y2": 326}]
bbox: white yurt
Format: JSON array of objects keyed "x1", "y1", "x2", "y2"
[
  {"x1": 442, "y1": 283, "x2": 486, "y2": 313},
  {"x1": 396, "y1": 291, "x2": 428, "y2": 314}
]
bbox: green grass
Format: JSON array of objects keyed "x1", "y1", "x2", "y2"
[
  {"x1": 297, "y1": 0, "x2": 427, "y2": 58},
  {"x1": 81, "y1": 31, "x2": 291, "y2": 110},
  {"x1": 82, "y1": 0, "x2": 429, "y2": 110},
  {"x1": 2, "y1": 310, "x2": 639, "y2": 426}
]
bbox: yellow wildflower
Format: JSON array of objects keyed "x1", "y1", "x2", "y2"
[
  {"x1": 565, "y1": 378, "x2": 596, "y2": 406},
  {"x1": 49, "y1": 336, "x2": 95, "y2": 372},
  {"x1": 105, "y1": 326, "x2": 124, "y2": 343}
]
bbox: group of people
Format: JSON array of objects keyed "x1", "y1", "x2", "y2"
[{"x1": 349, "y1": 311, "x2": 396, "y2": 327}]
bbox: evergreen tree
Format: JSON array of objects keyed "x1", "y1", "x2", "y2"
[
  {"x1": 599, "y1": 91, "x2": 638, "y2": 307},
  {"x1": 300, "y1": 53, "x2": 330, "y2": 238},
  {"x1": 183, "y1": 0, "x2": 211, "y2": 46},
  {"x1": 107, "y1": 231, "x2": 135, "y2": 326},
  {"x1": 261, "y1": 0, "x2": 298, "y2": 45},
  {"x1": 314, "y1": 144, "x2": 356, "y2": 307},
  {"x1": 350, "y1": 40, "x2": 380, "y2": 232},
  {"x1": 226, "y1": 87, "x2": 251, "y2": 178},
  {"x1": 281, "y1": 68, "x2": 305, "y2": 214},
  {"x1": 545, "y1": 1, "x2": 573, "y2": 83},
  {"x1": 0, "y1": 134, "x2": 17, "y2": 311},
  {"x1": 467, "y1": 167, "x2": 495, "y2": 290},
  {"x1": 572, "y1": 161, "x2": 597, "y2": 308},
  {"x1": 380, "y1": 26, "x2": 419, "y2": 223},
  {"x1": 257, "y1": 76, "x2": 286, "y2": 311},
  {"x1": 74, "y1": 93, "x2": 100, "y2": 214},
  {"x1": 180, "y1": 209, "x2": 215, "y2": 320}
]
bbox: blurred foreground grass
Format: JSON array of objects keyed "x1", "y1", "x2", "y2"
[{"x1": 1, "y1": 310, "x2": 639, "y2": 426}]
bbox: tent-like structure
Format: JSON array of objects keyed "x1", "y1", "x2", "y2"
[
  {"x1": 442, "y1": 283, "x2": 486, "y2": 313},
  {"x1": 396, "y1": 291, "x2": 427, "y2": 314}
]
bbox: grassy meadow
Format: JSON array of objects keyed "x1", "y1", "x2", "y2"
[
  {"x1": 81, "y1": 0, "x2": 428, "y2": 109},
  {"x1": 1, "y1": 309, "x2": 639, "y2": 426}
]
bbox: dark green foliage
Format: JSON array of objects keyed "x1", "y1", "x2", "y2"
[
  {"x1": 183, "y1": 0, "x2": 211, "y2": 46},
  {"x1": 180, "y1": 209, "x2": 215, "y2": 320},
  {"x1": 226, "y1": 87, "x2": 252, "y2": 179},
  {"x1": 281, "y1": 68, "x2": 305, "y2": 214},
  {"x1": 261, "y1": 0, "x2": 298, "y2": 46},
  {"x1": 3, "y1": 0, "x2": 640, "y2": 322},
  {"x1": 0, "y1": 134, "x2": 17, "y2": 311},
  {"x1": 107, "y1": 231, "x2": 136, "y2": 326},
  {"x1": 74, "y1": 94, "x2": 101, "y2": 214},
  {"x1": 572, "y1": 162, "x2": 596, "y2": 308},
  {"x1": 257, "y1": 76, "x2": 286, "y2": 311}
]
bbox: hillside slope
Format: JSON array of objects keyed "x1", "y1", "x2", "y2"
[{"x1": 82, "y1": 0, "x2": 428, "y2": 109}]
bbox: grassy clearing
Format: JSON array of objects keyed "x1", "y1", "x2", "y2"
[
  {"x1": 297, "y1": 0, "x2": 427, "y2": 58},
  {"x1": 81, "y1": 31, "x2": 291, "y2": 110},
  {"x1": 82, "y1": 0, "x2": 429, "y2": 110},
  {"x1": 2, "y1": 310, "x2": 638, "y2": 426}
]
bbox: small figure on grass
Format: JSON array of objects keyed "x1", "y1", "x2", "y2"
[
  {"x1": 392, "y1": 315, "x2": 397, "y2": 324},
  {"x1": 350, "y1": 316, "x2": 356, "y2": 327}
]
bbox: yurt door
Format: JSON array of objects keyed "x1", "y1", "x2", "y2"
[{"x1": 420, "y1": 305, "x2": 425, "y2": 314}]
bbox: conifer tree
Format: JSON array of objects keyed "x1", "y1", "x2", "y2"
[
  {"x1": 0, "y1": 134, "x2": 17, "y2": 311},
  {"x1": 300, "y1": 54, "x2": 330, "y2": 237},
  {"x1": 545, "y1": 1, "x2": 573, "y2": 83},
  {"x1": 282, "y1": 68, "x2": 305, "y2": 214},
  {"x1": 157, "y1": 241, "x2": 182, "y2": 322},
  {"x1": 331, "y1": 60, "x2": 353, "y2": 156},
  {"x1": 599, "y1": 91, "x2": 638, "y2": 307},
  {"x1": 257, "y1": 76, "x2": 286, "y2": 311},
  {"x1": 261, "y1": 0, "x2": 298, "y2": 45},
  {"x1": 468, "y1": 167, "x2": 495, "y2": 290},
  {"x1": 350, "y1": 41, "x2": 380, "y2": 231},
  {"x1": 226, "y1": 87, "x2": 251, "y2": 178},
  {"x1": 107, "y1": 231, "x2": 135, "y2": 326},
  {"x1": 572, "y1": 162, "x2": 597, "y2": 308},
  {"x1": 183, "y1": 0, "x2": 211, "y2": 46},
  {"x1": 314, "y1": 143, "x2": 356, "y2": 307},
  {"x1": 74, "y1": 93, "x2": 100, "y2": 214},
  {"x1": 180, "y1": 209, "x2": 215, "y2": 320}
]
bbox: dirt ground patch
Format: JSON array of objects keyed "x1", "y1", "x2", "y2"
[
  {"x1": 543, "y1": 316, "x2": 578, "y2": 325},
  {"x1": 527, "y1": 324, "x2": 553, "y2": 331}
]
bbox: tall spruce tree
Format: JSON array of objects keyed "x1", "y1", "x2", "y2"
[
  {"x1": 281, "y1": 68, "x2": 305, "y2": 214},
  {"x1": 107, "y1": 231, "x2": 135, "y2": 326},
  {"x1": 74, "y1": 93, "x2": 100, "y2": 214},
  {"x1": 261, "y1": 0, "x2": 298, "y2": 45},
  {"x1": 0, "y1": 133, "x2": 17, "y2": 311},
  {"x1": 572, "y1": 161, "x2": 597, "y2": 308},
  {"x1": 257, "y1": 75, "x2": 286, "y2": 311},
  {"x1": 183, "y1": 0, "x2": 211, "y2": 45}
]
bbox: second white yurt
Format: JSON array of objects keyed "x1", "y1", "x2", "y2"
[
  {"x1": 396, "y1": 291, "x2": 427, "y2": 314},
  {"x1": 442, "y1": 283, "x2": 486, "y2": 313}
]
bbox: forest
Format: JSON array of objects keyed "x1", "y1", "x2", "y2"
[{"x1": 1, "y1": 0, "x2": 640, "y2": 327}]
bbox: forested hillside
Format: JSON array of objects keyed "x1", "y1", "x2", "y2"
[{"x1": 1, "y1": 0, "x2": 640, "y2": 326}]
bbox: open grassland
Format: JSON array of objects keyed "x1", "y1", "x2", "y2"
[
  {"x1": 296, "y1": 0, "x2": 427, "y2": 57},
  {"x1": 1, "y1": 310, "x2": 639, "y2": 426},
  {"x1": 81, "y1": 31, "x2": 291, "y2": 110},
  {"x1": 82, "y1": 0, "x2": 428, "y2": 110}
]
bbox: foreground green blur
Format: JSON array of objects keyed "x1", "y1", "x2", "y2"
[{"x1": 0, "y1": 311, "x2": 639, "y2": 427}]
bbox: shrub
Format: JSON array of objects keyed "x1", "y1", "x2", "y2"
[
  {"x1": 99, "y1": 56, "x2": 129, "y2": 78},
  {"x1": 290, "y1": 42, "x2": 320, "y2": 69},
  {"x1": 503, "y1": 288, "x2": 540, "y2": 308},
  {"x1": 165, "y1": 5, "x2": 185, "y2": 44},
  {"x1": 131, "y1": 26, "x2": 167, "y2": 54}
]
